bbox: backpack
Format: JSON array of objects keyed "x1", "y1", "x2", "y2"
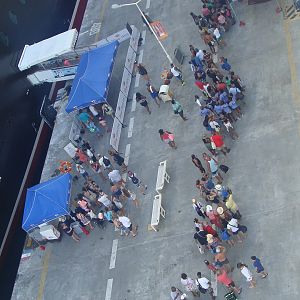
[{"x1": 103, "y1": 157, "x2": 110, "y2": 166}]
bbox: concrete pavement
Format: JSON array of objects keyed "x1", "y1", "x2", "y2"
[{"x1": 12, "y1": 0, "x2": 300, "y2": 299}]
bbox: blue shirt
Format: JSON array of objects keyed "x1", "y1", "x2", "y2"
[
  {"x1": 220, "y1": 92, "x2": 229, "y2": 103},
  {"x1": 253, "y1": 258, "x2": 264, "y2": 272},
  {"x1": 222, "y1": 103, "x2": 232, "y2": 114},
  {"x1": 214, "y1": 105, "x2": 223, "y2": 114},
  {"x1": 200, "y1": 107, "x2": 210, "y2": 117},
  {"x1": 229, "y1": 99, "x2": 238, "y2": 109}
]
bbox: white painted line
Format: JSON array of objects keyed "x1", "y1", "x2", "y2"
[
  {"x1": 141, "y1": 29, "x2": 146, "y2": 45},
  {"x1": 122, "y1": 173, "x2": 128, "y2": 182},
  {"x1": 146, "y1": 0, "x2": 151, "y2": 9},
  {"x1": 138, "y1": 49, "x2": 144, "y2": 63},
  {"x1": 124, "y1": 143, "x2": 131, "y2": 166},
  {"x1": 134, "y1": 74, "x2": 140, "y2": 88},
  {"x1": 211, "y1": 270, "x2": 217, "y2": 296},
  {"x1": 109, "y1": 239, "x2": 118, "y2": 269},
  {"x1": 105, "y1": 278, "x2": 113, "y2": 300},
  {"x1": 128, "y1": 117, "x2": 134, "y2": 138},
  {"x1": 131, "y1": 93, "x2": 137, "y2": 112}
]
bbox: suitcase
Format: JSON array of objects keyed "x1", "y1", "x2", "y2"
[{"x1": 224, "y1": 291, "x2": 238, "y2": 300}]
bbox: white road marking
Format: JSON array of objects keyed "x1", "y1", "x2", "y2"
[
  {"x1": 131, "y1": 93, "x2": 137, "y2": 112},
  {"x1": 146, "y1": 0, "x2": 151, "y2": 9},
  {"x1": 141, "y1": 29, "x2": 146, "y2": 45},
  {"x1": 138, "y1": 49, "x2": 144, "y2": 63},
  {"x1": 105, "y1": 278, "x2": 113, "y2": 300},
  {"x1": 124, "y1": 143, "x2": 131, "y2": 166},
  {"x1": 128, "y1": 117, "x2": 134, "y2": 138},
  {"x1": 109, "y1": 239, "x2": 118, "y2": 269},
  {"x1": 134, "y1": 74, "x2": 140, "y2": 87},
  {"x1": 211, "y1": 270, "x2": 217, "y2": 296}
]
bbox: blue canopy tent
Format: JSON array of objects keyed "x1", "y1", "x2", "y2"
[
  {"x1": 65, "y1": 41, "x2": 119, "y2": 113},
  {"x1": 22, "y1": 174, "x2": 72, "y2": 232}
]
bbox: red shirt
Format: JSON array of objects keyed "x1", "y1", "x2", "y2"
[
  {"x1": 217, "y1": 270, "x2": 233, "y2": 286},
  {"x1": 195, "y1": 81, "x2": 205, "y2": 90},
  {"x1": 203, "y1": 224, "x2": 217, "y2": 236},
  {"x1": 216, "y1": 82, "x2": 226, "y2": 91},
  {"x1": 211, "y1": 134, "x2": 224, "y2": 147}
]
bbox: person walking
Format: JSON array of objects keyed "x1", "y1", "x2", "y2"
[
  {"x1": 146, "y1": 83, "x2": 161, "y2": 107},
  {"x1": 180, "y1": 273, "x2": 199, "y2": 297},
  {"x1": 195, "y1": 272, "x2": 216, "y2": 299},
  {"x1": 75, "y1": 163, "x2": 90, "y2": 180},
  {"x1": 192, "y1": 198, "x2": 206, "y2": 219},
  {"x1": 171, "y1": 99, "x2": 188, "y2": 120},
  {"x1": 136, "y1": 92, "x2": 151, "y2": 114},
  {"x1": 216, "y1": 269, "x2": 242, "y2": 294},
  {"x1": 122, "y1": 188, "x2": 140, "y2": 207},
  {"x1": 159, "y1": 129, "x2": 177, "y2": 149},
  {"x1": 135, "y1": 62, "x2": 150, "y2": 81},
  {"x1": 191, "y1": 154, "x2": 206, "y2": 174},
  {"x1": 210, "y1": 131, "x2": 230, "y2": 155},
  {"x1": 127, "y1": 171, "x2": 147, "y2": 195},
  {"x1": 237, "y1": 263, "x2": 256, "y2": 288},
  {"x1": 202, "y1": 153, "x2": 223, "y2": 184},
  {"x1": 251, "y1": 256, "x2": 268, "y2": 278},
  {"x1": 170, "y1": 64, "x2": 185, "y2": 86},
  {"x1": 194, "y1": 226, "x2": 208, "y2": 254}
]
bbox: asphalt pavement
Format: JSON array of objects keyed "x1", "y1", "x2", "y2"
[{"x1": 11, "y1": 0, "x2": 300, "y2": 299}]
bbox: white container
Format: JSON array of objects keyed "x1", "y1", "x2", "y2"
[{"x1": 39, "y1": 225, "x2": 60, "y2": 240}]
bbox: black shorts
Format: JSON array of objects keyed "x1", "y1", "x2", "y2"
[{"x1": 128, "y1": 224, "x2": 133, "y2": 231}]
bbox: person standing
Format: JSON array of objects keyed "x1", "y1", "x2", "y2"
[
  {"x1": 118, "y1": 214, "x2": 137, "y2": 237},
  {"x1": 195, "y1": 272, "x2": 216, "y2": 299},
  {"x1": 171, "y1": 99, "x2": 188, "y2": 120},
  {"x1": 170, "y1": 64, "x2": 185, "y2": 86},
  {"x1": 224, "y1": 190, "x2": 242, "y2": 219},
  {"x1": 214, "y1": 245, "x2": 233, "y2": 273},
  {"x1": 75, "y1": 163, "x2": 90, "y2": 180},
  {"x1": 136, "y1": 92, "x2": 151, "y2": 114},
  {"x1": 159, "y1": 129, "x2": 177, "y2": 149},
  {"x1": 180, "y1": 273, "x2": 199, "y2": 297},
  {"x1": 192, "y1": 199, "x2": 206, "y2": 219},
  {"x1": 216, "y1": 269, "x2": 242, "y2": 294},
  {"x1": 191, "y1": 154, "x2": 206, "y2": 174},
  {"x1": 204, "y1": 259, "x2": 217, "y2": 274},
  {"x1": 127, "y1": 171, "x2": 147, "y2": 195},
  {"x1": 202, "y1": 134, "x2": 217, "y2": 156},
  {"x1": 194, "y1": 226, "x2": 208, "y2": 254},
  {"x1": 170, "y1": 286, "x2": 186, "y2": 300},
  {"x1": 210, "y1": 131, "x2": 230, "y2": 156},
  {"x1": 202, "y1": 153, "x2": 223, "y2": 184},
  {"x1": 227, "y1": 218, "x2": 245, "y2": 242},
  {"x1": 108, "y1": 169, "x2": 124, "y2": 185},
  {"x1": 108, "y1": 150, "x2": 127, "y2": 171},
  {"x1": 98, "y1": 154, "x2": 113, "y2": 171},
  {"x1": 135, "y1": 62, "x2": 150, "y2": 81},
  {"x1": 222, "y1": 117, "x2": 239, "y2": 140},
  {"x1": 237, "y1": 263, "x2": 256, "y2": 288},
  {"x1": 251, "y1": 256, "x2": 268, "y2": 278}
]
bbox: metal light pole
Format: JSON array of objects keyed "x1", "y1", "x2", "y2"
[{"x1": 112, "y1": 1, "x2": 173, "y2": 63}]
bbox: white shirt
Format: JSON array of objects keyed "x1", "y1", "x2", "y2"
[
  {"x1": 98, "y1": 194, "x2": 111, "y2": 207},
  {"x1": 213, "y1": 28, "x2": 221, "y2": 39},
  {"x1": 196, "y1": 277, "x2": 210, "y2": 289},
  {"x1": 241, "y1": 266, "x2": 253, "y2": 281},
  {"x1": 76, "y1": 164, "x2": 86, "y2": 174},
  {"x1": 224, "y1": 121, "x2": 233, "y2": 131},
  {"x1": 89, "y1": 105, "x2": 99, "y2": 116},
  {"x1": 229, "y1": 87, "x2": 241, "y2": 96},
  {"x1": 98, "y1": 156, "x2": 110, "y2": 168},
  {"x1": 227, "y1": 218, "x2": 239, "y2": 233},
  {"x1": 196, "y1": 49, "x2": 204, "y2": 60},
  {"x1": 209, "y1": 120, "x2": 220, "y2": 130},
  {"x1": 171, "y1": 66, "x2": 180, "y2": 77},
  {"x1": 118, "y1": 216, "x2": 131, "y2": 228},
  {"x1": 108, "y1": 169, "x2": 121, "y2": 183}
]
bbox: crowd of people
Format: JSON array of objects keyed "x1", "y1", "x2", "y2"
[
  {"x1": 166, "y1": 1, "x2": 269, "y2": 299},
  {"x1": 56, "y1": 1, "x2": 269, "y2": 298}
]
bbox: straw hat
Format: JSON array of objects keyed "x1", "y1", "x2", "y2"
[
  {"x1": 217, "y1": 207, "x2": 224, "y2": 215},
  {"x1": 206, "y1": 234, "x2": 214, "y2": 244},
  {"x1": 206, "y1": 205, "x2": 213, "y2": 213},
  {"x1": 192, "y1": 198, "x2": 196, "y2": 203}
]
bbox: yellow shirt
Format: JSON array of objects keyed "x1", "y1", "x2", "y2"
[{"x1": 225, "y1": 195, "x2": 238, "y2": 213}]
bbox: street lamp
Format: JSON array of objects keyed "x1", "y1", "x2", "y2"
[{"x1": 112, "y1": 1, "x2": 173, "y2": 63}]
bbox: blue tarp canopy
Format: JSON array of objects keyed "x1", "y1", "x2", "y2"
[
  {"x1": 65, "y1": 41, "x2": 119, "y2": 113},
  {"x1": 22, "y1": 174, "x2": 72, "y2": 232}
]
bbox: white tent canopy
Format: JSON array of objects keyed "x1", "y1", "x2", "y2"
[{"x1": 18, "y1": 29, "x2": 78, "y2": 71}]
